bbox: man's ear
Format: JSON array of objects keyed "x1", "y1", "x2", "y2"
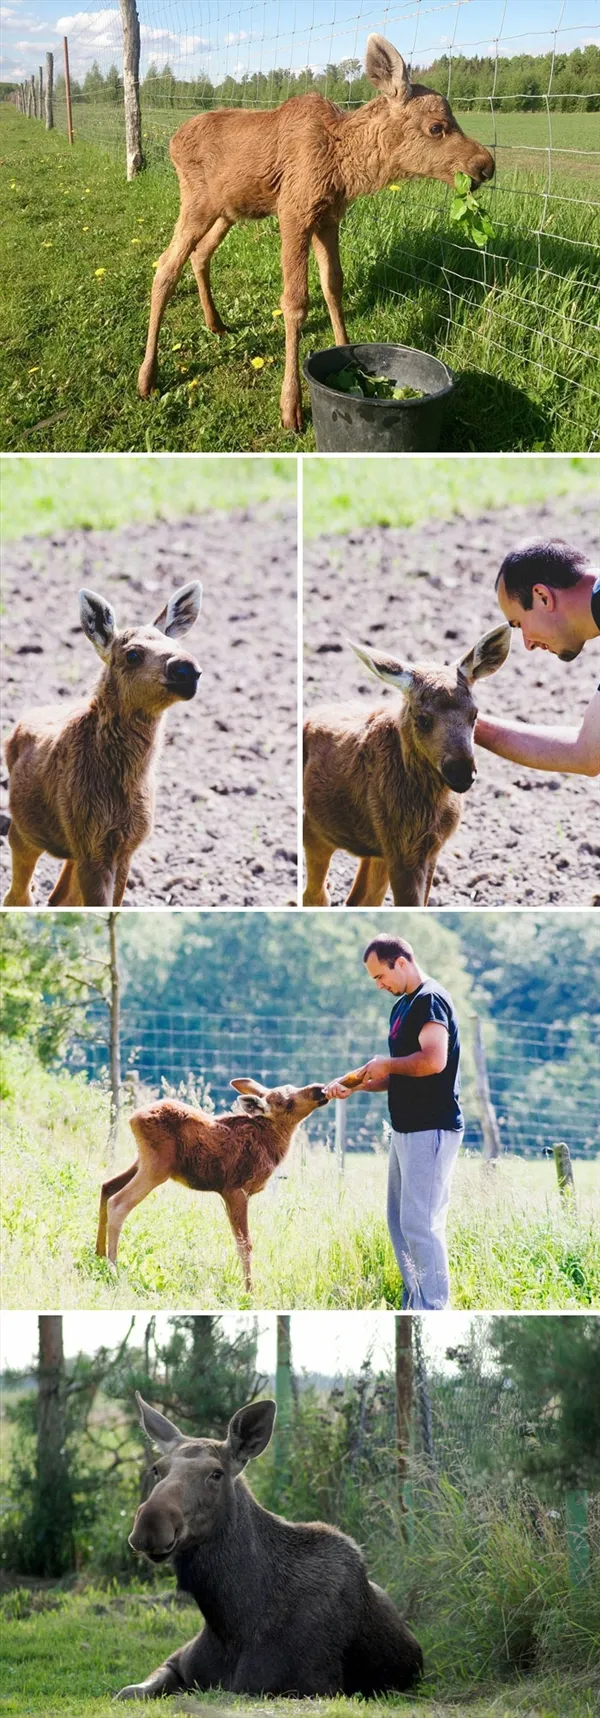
[
  {"x1": 225, "y1": 1400, "x2": 277, "y2": 1473},
  {"x1": 532, "y1": 583, "x2": 557, "y2": 611},
  {"x1": 135, "y1": 1392, "x2": 183, "y2": 1454}
]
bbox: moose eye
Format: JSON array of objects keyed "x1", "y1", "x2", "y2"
[
  {"x1": 209, "y1": 1469, "x2": 223, "y2": 1483},
  {"x1": 429, "y1": 123, "x2": 444, "y2": 136},
  {"x1": 126, "y1": 648, "x2": 142, "y2": 666},
  {"x1": 417, "y1": 714, "x2": 434, "y2": 732}
]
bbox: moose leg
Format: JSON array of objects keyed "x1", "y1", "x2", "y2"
[
  {"x1": 189, "y1": 216, "x2": 233, "y2": 334},
  {"x1": 387, "y1": 862, "x2": 429, "y2": 907},
  {"x1": 75, "y1": 859, "x2": 116, "y2": 906},
  {"x1": 96, "y1": 1163, "x2": 138, "y2": 1257},
  {"x1": 312, "y1": 218, "x2": 348, "y2": 347},
  {"x1": 345, "y1": 857, "x2": 389, "y2": 908},
  {"x1": 112, "y1": 851, "x2": 133, "y2": 906},
  {"x1": 47, "y1": 860, "x2": 77, "y2": 905},
  {"x1": 115, "y1": 1625, "x2": 228, "y2": 1702},
  {"x1": 278, "y1": 212, "x2": 311, "y2": 432},
  {"x1": 3, "y1": 823, "x2": 41, "y2": 906},
  {"x1": 105, "y1": 1162, "x2": 169, "y2": 1264},
  {"x1": 303, "y1": 823, "x2": 334, "y2": 907},
  {"x1": 138, "y1": 209, "x2": 215, "y2": 398},
  {"x1": 223, "y1": 1189, "x2": 253, "y2": 1291}
]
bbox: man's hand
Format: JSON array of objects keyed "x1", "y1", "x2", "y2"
[
  {"x1": 326, "y1": 1059, "x2": 390, "y2": 1099},
  {"x1": 475, "y1": 689, "x2": 600, "y2": 777}
]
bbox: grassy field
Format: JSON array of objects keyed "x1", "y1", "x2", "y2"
[
  {"x1": 0, "y1": 454, "x2": 295, "y2": 540},
  {"x1": 2, "y1": 105, "x2": 598, "y2": 452},
  {"x1": 302, "y1": 452, "x2": 596, "y2": 536},
  {"x1": 2, "y1": 1055, "x2": 598, "y2": 1312},
  {"x1": 0, "y1": 1587, "x2": 598, "y2": 1717}
]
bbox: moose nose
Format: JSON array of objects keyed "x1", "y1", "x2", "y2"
[
  {"x1": 129, "y1": 1500, "x2": 184, "y2": 1561},
  {"x1": 471, "y1": 152, "x2": 495, "y2": 187},
  {"x1": 166, "y1": 657, "x2": 201, "y2": 700},
  {"x1": 441, "y1": 758, "x2": 476, "y2": 794}
]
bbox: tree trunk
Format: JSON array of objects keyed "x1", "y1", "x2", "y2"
[
  {"x1": 36, "y1": 1316, "x2": 74, "y2": 1574},
  {"x1": 395, "y1": 1315, "x2": 413, "y2": 1516},
  {"x1": 108, "y1": 910, "x2": 121, "y2": 1161},
  {"x1": 274, "y1": 1315, "x2": 292, "y2": 1499},
  {"x1": 119, "y1": 0, "x2": 144, "y2": 179}
]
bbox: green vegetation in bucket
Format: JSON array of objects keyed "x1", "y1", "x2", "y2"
[
  {"x1": 450, "y1": 171, "x2": 497, "y2": 247},
  {"x1": 323, "y1": 364, "x2": 425, "y2": 401}
]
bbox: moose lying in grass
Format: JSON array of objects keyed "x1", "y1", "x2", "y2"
[
  {"x1": 116, "y1": 1393, "x2": 423, "y2": 1701},
  {"x1": 138, "y1": 34, "x2": 494, "y2": 430},
  {"x1": 303, "y1": 623, "x2": 511, "y2": 906}
]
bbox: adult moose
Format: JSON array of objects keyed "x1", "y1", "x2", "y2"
[
  {"x1": 115, "y1": 1394, "x2": 423, "y2": 1700},
  {"x1": 303, "y1": 624, "x2": 511, "y2": 906},
  {"x1": 138, "y1": 35, "x2": 494, "y2": 430},
  {"x1": 95, "y1": 1078, "x2": 330, "y2": 1288},
  {"x1": 3, "y1": 583, "x2": 202, "y2": 907}
]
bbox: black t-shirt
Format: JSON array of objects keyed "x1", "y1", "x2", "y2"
[
  {"x1": 592, "y1": 577, "x2": 600, "y2": 689},
  {"x1": 387, "y1": 978, "x2": 463, "y2": 1134}
]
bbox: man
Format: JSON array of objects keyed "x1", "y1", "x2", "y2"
[
  {"x1": 475, "y1": 540, "x2": 599, "y2": 777},
  {"x1": 327, "y1": 935, "x2": 463, "y2": 1312}
]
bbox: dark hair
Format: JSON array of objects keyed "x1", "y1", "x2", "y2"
[
  {"x1": 496, "y1": 541, "x2": 589, "y2": 611},
  {"x1": 363, "y1": 935, "x2": 414, "y2": 968}
]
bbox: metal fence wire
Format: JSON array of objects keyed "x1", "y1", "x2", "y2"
[
  {"x1": 10, "y1": 1, "x2": 600, "y2": 447},
  {"x1": 68, "y1": 1006, "x2": 600, "y2": 1158}
]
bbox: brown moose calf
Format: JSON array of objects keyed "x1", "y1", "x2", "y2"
[
  {"x1": 3, "y1": 582, "x2": 202, "y2": 908},
  {"x1": 303, "y1": 624, "x2": 511, "y2": 907},
  {"x1": 138, "y1": 34, "x2": 494, "y2": 430},
  {"x1": 115, "y1": 1394, "x2": 423, "y2": 1701}
]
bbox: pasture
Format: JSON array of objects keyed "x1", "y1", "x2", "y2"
[
  {"x1": 1, "y1": 1055, "x2": 598, "y2": 1312},
  {"x1": 1, "y1": 104, "x2": 598, "y2": 451}
]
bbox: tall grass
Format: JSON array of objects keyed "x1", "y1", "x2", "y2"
[{"x1": 1, "y1": 1047, "x2": 598, "y2": 1311}]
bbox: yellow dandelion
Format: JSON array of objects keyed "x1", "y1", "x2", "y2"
[
  {"x1": 188, "y1": 377, "x2": 199, "y2": 388},
  {"x1": 137, "y1": 218, "x2": 145, "y2": 224},
  {"x1": 272, "y1": 307, "x2": 283, "y2": 318},
  {"x1": 172, "y1": 342, "x2": 182, "y2": 351},
  {"x1": 42, "y1": 241, "x2": 53, "y2": 248},
  {"x1": 152, "y1": 259, "x2": 160, "y2": 268},
  {"x1": 82, "y1": 224, "x2": 89, "y2": 231},
  {"x1": 28, "y1": 366, "x2": 40, "y2": 374},
  {"x1": 94, "y1": 267, "x2": 106, "y2": 277},
  {"x1": 131, "y1": 237, "x2": 141, "y2": 244},
  {"x1": 251, "y1": 356, "x2": 265, "y2": 370},
  {"x1": 389, "y1": 183, "x2": 401, "y2": 191}
]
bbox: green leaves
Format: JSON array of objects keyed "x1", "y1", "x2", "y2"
[
  {"x1": 450, "y1": 171, "x2": 497, "y2": 249},
  {"x1": 324, "y1": 364, "x2": 424, "y2": 401}
]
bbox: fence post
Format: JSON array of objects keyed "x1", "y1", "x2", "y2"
[
  {"x1": 335, "y1": 1098, "x2": 347, "y2": 1174},
  {"x1": 119, "y1": 0, "x2": 144, "y2": 179},
  {"x1": 395, "y1": 1315, "x2": 413, "y2": 1539},
  {"x1": 29, "y1": 74, "x2": 36, "y2": 117},
  {"x1": 553, "y1": 1140, "x2": 575, "y2": 1198},
  {"x1": 565, "y1": 1489, "x2": 590, "y2": 1585},
  {"x1": 38, "y1": 65, "x2": 43, "y2": 117},
  {"x1": 63, "y1": 36, "x2": 74, "y2": 145},
  {"x1": 473, "y1": 1015, "x2": 502, "y2": 1160},
  {"x1": 45, "y1": 52, "x2": 54, "y2": 130}
]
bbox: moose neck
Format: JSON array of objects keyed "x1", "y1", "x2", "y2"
[
  {"x1": 336, "y1": 96, "x2": 408, "y2": 199},
  {"x1": 173, "y1": 1480, "x2": 271, "y2": 1639},
  {"x1": 92, "y1": 669, "x2": 165, "y2": 785}
]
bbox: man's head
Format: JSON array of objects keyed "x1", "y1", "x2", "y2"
[
  {"x1": 495, "y1": 541, "x2": 591, "y2": 662},
  {"x1": 363, "y1": 935, "x2": 419, "y2": 994}
]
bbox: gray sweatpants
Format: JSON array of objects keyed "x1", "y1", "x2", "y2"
[{"x1": 388, "y1": 1127, "x2": 462, "y2": 1311}]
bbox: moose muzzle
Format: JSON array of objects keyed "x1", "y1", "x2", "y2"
[
  {"x1": 441, "y1": 756, "x2": 477, "y2": 794},
  {"x1": 129, "y1": 1496, "x2": 185, "y2": 1562},
  {"x1": 468, "y1": 148, "x2": 495, "y2": 188},
  {"x1": 166, "y1": 656, "x2": 202, "y2": 700}
]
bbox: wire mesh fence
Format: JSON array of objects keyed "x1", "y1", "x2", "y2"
[
  {"x1": 67, "y1": 1005, "x2": 600, "y2": 1158},
  {"x1": 9, "y1": 1, "x2": 600, "y2": 445}
]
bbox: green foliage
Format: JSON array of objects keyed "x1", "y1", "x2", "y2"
[
  {"x1": 0, "y1": 454, "x2": 295, "y2": 541},
  {"x1": 490, "y1": 1317, "x2": 600, "y2": 1490},
  {"x1": 303, "y1": 454, "x2": 596, "y2": 536},
  {"x1": 450, "y1": 172, "x2": 496, "y2": 248},
  {"x1": 0, "y1": 914, "x2": 111, "y2": 1064}
]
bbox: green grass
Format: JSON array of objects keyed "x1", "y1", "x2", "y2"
[
  {"x1": 0, "y1": 1587, "x2": 597, "y2": 1716},
  {"x1": 0, "y1": 454, "x2": 295, "y2": 540},
  {"x1": 2, "y1": 1053, "x2": 598, "y2": 1311},
  {"x1": 302, "y1": 453, "x2": 596, "y2": 537},
  {"x1": 2, "y1": 106, "x2": 598, "y2": 451}
]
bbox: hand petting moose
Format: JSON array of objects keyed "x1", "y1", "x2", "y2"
[
  {"x1": 96, "y1": 1078, "x2": 330, "y2": 1290},
  {"x1": 3, "y1": 582, "x2": 202, "y2": 908},
  {"x1": 115, "y1": 1392, "x2": 423, "y2": 1701},
  {"x1": 138, "y1": 34, "x2": 494, "y2": 431}
]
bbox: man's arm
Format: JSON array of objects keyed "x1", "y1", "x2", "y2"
[
  {"x1": 475, "y1": 690, "x2": 600, "y2": 778},
  {"x1": 327, "y1": 1024, "x2": 448, "y2": 1097}
]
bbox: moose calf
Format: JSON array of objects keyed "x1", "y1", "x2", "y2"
[
  {"x1": 303, "y1": 624, "x2": 511, "y2": 907},
  {"x1": 96, "y1": 1078, "x2": 329, "y2": 1288},
  {"x1": 3, "y1": 583, "x2": 202, "y2": 908},
  {"x1": 138, "y1": 34, "x2": 494, "y2": 430},
  {"x1": 116, "y1": 1394, "x2": 423, "y2": 1701}
]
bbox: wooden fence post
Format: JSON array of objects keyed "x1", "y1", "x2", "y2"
[
  {"x1": 335, "y1": 1098, "x2": 347, "y2": 1174},
  {"x1": 473, "y1": 1015, "x2": 502, "y2": 1160},
  {"x1": 553, "y1": 1140, "x2": 575, "y2": 1197},
  {"x1": 45, "y1": 52, "x2": 54, "y2": 130},
  {"x1": 119, "y1": 0, "x2": 144, "y2": 179},
  {"x1": 38, "y1": 65, "x2": 43, "y2": 117},
  {"x1": 63, "y1": 36, "x2": 74, "y2": 145},
  {"x1": 29, "y1": 74, "x2": 36, "y2": 117}
]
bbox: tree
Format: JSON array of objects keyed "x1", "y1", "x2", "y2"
[{"x1": 490, "y1": 1316, "x2": 600, "y2": 1491}]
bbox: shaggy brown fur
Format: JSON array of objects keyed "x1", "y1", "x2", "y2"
[
  {"x1": 95, "y1": 1078, "x2": 330, "y2": 1286},
  {"x1": 3, "y1": 583, "x2": 201, "y2": 908},
  {"x1": 303, "y1": 626, "x2": 511, "y2": 907},
  {"x1": 137, "y1": 34, "x2": 494, "y2": 430}
]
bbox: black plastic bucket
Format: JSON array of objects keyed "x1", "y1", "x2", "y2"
[{"x1": 303, "y1": 343, "x2": 455, "y2": 452}]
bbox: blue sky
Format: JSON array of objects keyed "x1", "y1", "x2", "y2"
[{"x1": 2, "y1": 0, "x2": 598, "y2": 89}]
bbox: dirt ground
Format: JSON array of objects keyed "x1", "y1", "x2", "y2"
[
  {"x1": 1, "y1": 501, "x2": 297, "y2": 907},
  {"x1": 303, "y1": 494, "x2": 599, "y2": 907}
]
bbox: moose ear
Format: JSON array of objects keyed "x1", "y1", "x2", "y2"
[
  {"x1": 349, "y1": 639, "x2": 416, "y2": 694},
  {"x1": 135, "y1": 1392, "x2": 184, "y2": 1454},
  {"x1": 153, "y1": 581, "x2": 202, "y2": 640},
  {"x1": 230, "y1": 1078, "x2": 269, "y2": 1097},
  {"x1": 230, "y1": 1077, "x2": 270, "y2": 1115},
  {"x1": 457, "y1": 623, "x2": 511, "y2": 685},
  {"x1": 365, "y1": 35, "x2": 412, "y2": 101},
  {"x1": 226, "y1": 1400, "x2": 277, "y2": 1472},
  {"x1": 79, "y1": 589, "x2": 117, "y2": 660}
]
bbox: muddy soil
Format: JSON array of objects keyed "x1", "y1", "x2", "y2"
[
  {"x1": 304, "y1": 494, "x2": 599, "y2": 907},
  {"x1": 1, "y1": 502, "x2": 297, "y2": 907}
]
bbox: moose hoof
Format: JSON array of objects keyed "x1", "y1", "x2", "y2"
[
  {"x1": 137, "y1": 365, "x2": 157, "y2": 399},
  {"x1": 280, "y1": 396, "x2": 303, "y2": 434},
  {"x1": 114, "y1": 1685, "x2": 151, "y2": 1701}
]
